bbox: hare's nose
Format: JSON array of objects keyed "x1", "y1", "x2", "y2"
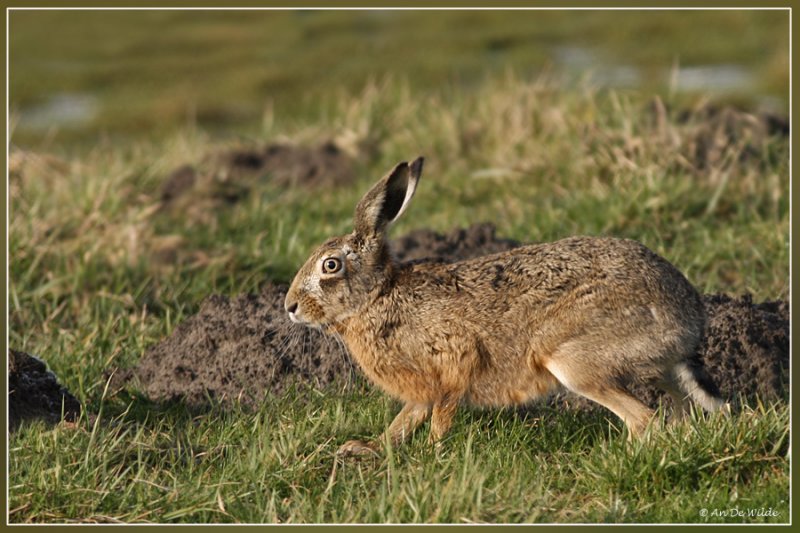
[{"x1": 286, "y1": 301, "x2": 298, "y2": 314}]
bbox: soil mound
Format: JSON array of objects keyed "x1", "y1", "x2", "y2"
[
  {"x1": 160, "y1": 140, "x2": 356, "y2": 209},
  {"x1": 700, "y1": 293, "x2": 789, "y2": 403},
  {"x1": 132, "y1": 285, "x2": 357, "y2": 406},
  {"x1": 391, "y1": 223, "x2": 521, "y2": 263},
  {"x1": 8, "y1": 349, "x2": 81, "y2": 432},
  {"x1": 681, "y1": 105, "x2": 788, "y2": 171},
  {"x1": 128, "y1": 224, "x2": 789, "y2": 412},
  {"x1": 645, "y1": 99, "x2": 789, "y2": 173}
]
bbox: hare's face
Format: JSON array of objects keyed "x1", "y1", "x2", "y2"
[
  {"x1": 285, "y1": 157, "x2": 423, "y2": 328},
  {"x1": 285, "y1": 234, "x2": 386, "y2": 328}
]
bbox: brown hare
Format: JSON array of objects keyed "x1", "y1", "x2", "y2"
[{"x1": 285, "y1": 157, "x2": 728, "y2": 457}]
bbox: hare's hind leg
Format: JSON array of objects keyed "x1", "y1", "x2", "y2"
[
  {"x1": 546, "y1": 359, "x2": 654, "y2": 437},
  {"x1": 429, "y1": 393, "x2": 461, "y2": 445},
  {"x1": 655, "y1": 374, "x2": 691, "y2": 422}
]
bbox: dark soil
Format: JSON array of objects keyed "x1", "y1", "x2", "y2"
[
  {"x1": 699, "y1": 293, "x2": 789, "y2": 403},
  {"x1": 126, "y1": 223, "x2": 789, "y2": 414},
  {"x1": 160, "y1": 140, "x2": 356, "y2": 208},
  {"x1": 391, "y1": 222, "x2": 521, "y2": 263},
  {"x1": 8, "y1": 349, "x2": 81, "y2": 432},
  {"x1": 130, "y1": 287, "x2": 357, "y2": 406}
]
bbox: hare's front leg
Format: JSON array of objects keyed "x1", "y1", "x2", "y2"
[{"x1": 337, "y1": 402, "x2": 431, "y2": 457}]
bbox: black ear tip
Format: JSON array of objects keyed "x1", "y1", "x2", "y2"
[{"x1": 410, "y1": 156, "x2": 424, "y2": 177}]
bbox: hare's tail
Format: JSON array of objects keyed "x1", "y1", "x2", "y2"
[{"x1": 674, "y1": 358, "x2": 731, "y2": 414}]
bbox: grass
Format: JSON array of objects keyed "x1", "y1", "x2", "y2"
[
  {"x1": 8, "y1": 9, "x2": 789, "y2": 150},
  {"x1": 8, "y1": 75, "x2": 790, "y2": 523},
  {"x1": 8, "y1": 390, "x2": 790, "y2": 523},
  {"x1": 7, "y1": 11, "x2": 790, "y2": 524}
]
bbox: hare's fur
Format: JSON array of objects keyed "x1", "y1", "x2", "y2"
[{"x1": 285, "y1": 158, "x2": 727, "y2": 456}]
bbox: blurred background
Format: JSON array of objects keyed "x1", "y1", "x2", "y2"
[{"x1": 9, "y1": 9, "x2": 789, "y2": 152}]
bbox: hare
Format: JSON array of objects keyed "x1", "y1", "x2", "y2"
[{"x1": 285, "y1": 157, "x2": 728, "y2": 457}]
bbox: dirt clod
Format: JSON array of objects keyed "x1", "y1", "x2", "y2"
[
  {"x1": 8, "y1": 349, "x2": 81, "y2": 432},
  {"x1": 128, "y1": 223, "x2": 789, "y2": 413}
]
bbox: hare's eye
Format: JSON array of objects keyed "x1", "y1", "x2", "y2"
[{"x1": 322, "y1": 257, "x2": 342, "y2": 274}]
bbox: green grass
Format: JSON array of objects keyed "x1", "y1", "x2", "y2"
[
  {"x1": 8, "y1": 390, "x2": 789, "y2": 523},
  {"x1": 7, "y1": 12, "x2": 790, "y2": 523},
  {"x1": 8, "y1": 76, "x2": 790, "y2": 523}
]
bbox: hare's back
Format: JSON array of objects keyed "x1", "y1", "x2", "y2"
[{"x1": 446, "y1": 236, "x2": 702, "y2": 317}]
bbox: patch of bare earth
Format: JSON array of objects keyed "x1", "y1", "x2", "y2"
[
  {"x1": 159, "y1": 140, "x2": 357, "y2": 214},
  {"x1": 128, "y1": 287, "x2": 356, "y2": 407}
]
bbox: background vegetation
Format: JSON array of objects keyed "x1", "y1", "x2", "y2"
[
  {"x1": 8, "y1": 9, "x2": 790, "y2": 524},
  {"x1": 10, "y1": 9, "x2": 789, "y2": 149}
]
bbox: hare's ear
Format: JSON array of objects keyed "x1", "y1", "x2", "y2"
[{"x1": 353, "y1": 157, "x2": 424, "y2": 238}]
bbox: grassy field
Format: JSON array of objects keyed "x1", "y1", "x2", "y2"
[
  {"x1": 8, "y1": 390, "x2": 790, "y2": 523},
  {"x1": 7, "y1": 9, "x2": 790, "y2": 525}
]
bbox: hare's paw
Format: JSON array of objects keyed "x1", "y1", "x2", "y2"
[{"x1": 336, "y1": 439, "x2": 381, "y2": 458}]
